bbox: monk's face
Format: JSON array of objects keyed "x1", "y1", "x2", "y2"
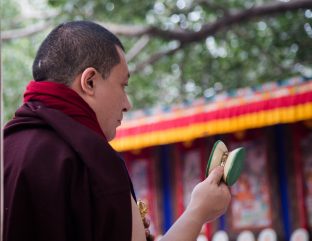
[{"x1": 93, "y1": 46, "x2": 132, "y2": 141}]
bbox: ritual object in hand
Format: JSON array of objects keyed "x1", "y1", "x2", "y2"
[{"x1": 206, "y1": 140, "x2": 245, "y2": 186}]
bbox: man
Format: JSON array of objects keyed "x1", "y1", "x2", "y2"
[{"x1": 3, "y1": 21, "x2": 231, "y2": 241}]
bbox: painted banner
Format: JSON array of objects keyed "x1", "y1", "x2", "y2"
[
  {"x1": 229, "y1": 139, "x2": 272, "y2": 230},
  {"x1": 182, "y1": 150, "x2": 202, "y2": 207},
  {"x1": 128, "y1": 157, "x2": 158, "y2": 235},
  {"x1": 301, "y1": 133, "x2": 312, "y2": 227},
  {"x1": 178, "y1": 144, "x2": 212, "y2": 239}
]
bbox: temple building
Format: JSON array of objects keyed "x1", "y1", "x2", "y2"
[{"x1": 111, "y1": 76, "x2": 312, "y2": 240}]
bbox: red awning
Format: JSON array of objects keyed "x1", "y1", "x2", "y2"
[{"x1": 110, "y1": 77, "x2": 312, "y2": 151}]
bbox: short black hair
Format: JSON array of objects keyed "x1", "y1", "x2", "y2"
[{"x1": 32, "y1": 20, "x2": 125, "y2": 85}]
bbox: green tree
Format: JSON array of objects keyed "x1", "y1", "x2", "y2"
[{"x1": 2, "y1": 0, "x2": 312, "y2": 122}]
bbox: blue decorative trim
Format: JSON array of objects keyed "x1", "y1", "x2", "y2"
[
  {"x1": 219, "y1": 214, "x2": 226, "y2": 230},
  {"x1": 275, "y1": 125, "x2": 291, "y2": 240},
  {"x1": 160, "y1": 145, "x2": 173, "y2": 232}
]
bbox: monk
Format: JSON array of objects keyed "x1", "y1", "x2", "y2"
[{"x1": 3, "y1": 20, "x2": 231, "y2": 241}]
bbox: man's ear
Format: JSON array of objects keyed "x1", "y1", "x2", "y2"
[{"x1": 80, "y1": 67, "x2": 97, "y2": 96}]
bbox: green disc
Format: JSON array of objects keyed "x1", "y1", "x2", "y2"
[
  {"x1": 205, "y1": 140, "x2": 222, "y2": 177},
  {"x1": 225, "y1": 147, "x2": 245, "y2": 186}
]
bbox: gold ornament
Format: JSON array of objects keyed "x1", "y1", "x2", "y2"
[{"x1": 137, "y1": 199, "x2": 148, "y2": 219}]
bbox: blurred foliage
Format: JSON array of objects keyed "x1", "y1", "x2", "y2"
[{"x1": 2, "y1": 0, "x2": 312, "y2": 123}]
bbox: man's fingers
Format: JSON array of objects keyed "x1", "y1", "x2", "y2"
[{"x1": 206, "y1": 166, "x2": 224, "y2": 184}]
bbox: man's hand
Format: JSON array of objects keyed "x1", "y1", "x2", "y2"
[
  {"x1": 157, "y1": 166, "x2": 231, "y2": 241},
  {"x1": 186, "y1": 166, "x2": 231, "y2": 224}
]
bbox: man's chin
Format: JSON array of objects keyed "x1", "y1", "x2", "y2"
[{"x1": 106, "y1": 131, "x2": 116, "y2": 142}]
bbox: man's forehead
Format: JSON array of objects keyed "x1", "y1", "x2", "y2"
[{"x1": 115, "y1": 45, "x2": 128, "y2": 69}]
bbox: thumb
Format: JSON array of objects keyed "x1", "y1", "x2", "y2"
[{"x1": 206, "y1": 166, "x2": 224, "y2": 185}]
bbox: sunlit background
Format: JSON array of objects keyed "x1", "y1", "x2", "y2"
[{"x1": 2, "y1": 1, "x2": 312, "y2": 240}]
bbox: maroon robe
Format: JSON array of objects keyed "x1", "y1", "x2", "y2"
[{"x1": 4, "y1": 101, "x2": 133, "y2": 241}]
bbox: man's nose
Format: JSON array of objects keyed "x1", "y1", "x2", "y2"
[{"x1": 123, "y1": 95, "x2": 132, "y2": 112}]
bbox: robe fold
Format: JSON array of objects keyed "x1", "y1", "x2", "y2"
[{"x1": 4, "y1": 101, "x2": 133, "y2": 241}]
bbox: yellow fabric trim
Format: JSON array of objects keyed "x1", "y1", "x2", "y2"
[{"x1": 110, "y1": 102, "x2": 312, "y2": 151}]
